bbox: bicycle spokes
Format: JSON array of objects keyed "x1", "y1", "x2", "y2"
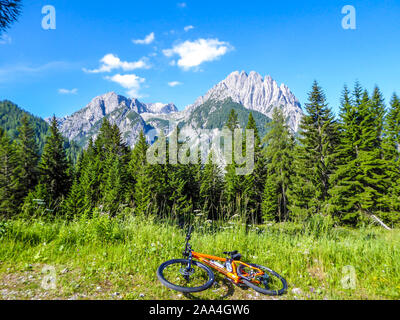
[
  {"x1": 162, "y1": 262, "x2": 211, "y2": 288},
  {"x1": 240, "y1": 265, "x2": 280, "y2": 291}
]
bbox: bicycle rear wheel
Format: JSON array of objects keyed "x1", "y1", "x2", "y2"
[
  {"x1": 157, "y1": 259, "x2": 215, "y2": 293},
  {"x1": 237, "y1": 263, "x2": 287, "y2": 296}
]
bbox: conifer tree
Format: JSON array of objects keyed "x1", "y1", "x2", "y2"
[
  {"x1": 0, "y1": 0, "x2": 22, "y2": 34},
  {"x1": 15, "y1": 114, "x2": 40, "y2": 199},
  {"x1": 290, "y1": 81, "x2": 339, "y2": 217},
  {"x1": 261, "y1": 108, "x2": 295, "y2": 222},
  {"x1": 182, "y1": 149, "x2": 202, "y2": 211},
  {"x1": 356, "y1": 89, "x2": 391, "y2": 221},
  {"x1": 102, "y1": 154, "x2": 127, "y2": 215},
  {"x1": 133, "y1": 163, "x2": 153, "y2": 215},
  {"x1": 134, "y1": 132, "x2": 167, "y2": 216},
  {"x1": 169, "y1": 171, "x2": 193, "y2": 224},
  {"x1": 383, "y1": 94, "x2": 400, "y2": 161},
  {"x1": 242, "y1": 112, "x2": 266, "y2": 222},
  {"x1": 38, "y1": 116, "x2": 70, "y2": 204},
  {"x1": 224, "y1": 109, "x2": 242, "y2": 216},
  {"x1": 329, "y1": 85, "x2": 365, "y2": 224},
  {"x1": 330, "y1": 85, "x2": 392, "y2": 224},
  {"x1": 80, "y1": 154, "x2": 102, "y2": 214},
  {"x1": 0, "y1": 129, "x2": 20, "y2": 217},
  {"x1": 383, "y1": 94, "x2": 400, "y2": 219},
  {"x1": 21, "y1": 183, "x2": 49, "y2": 218},
  {"x1": 129, "y1": 130, "x2": 148, "y2": 180},
  {"x1": 62, "y1": 177, "x2": 84, "y2": 218},
  {"x1": 200, "y1": 151, "x2": 223, "y2": 220},
  {"x1": 261, "y1": 174, "x2": 278, "y2": 221}
]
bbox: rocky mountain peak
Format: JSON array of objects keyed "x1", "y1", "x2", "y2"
[{"x1": 190, "y1": 70, "x2": 303, "y2": 131}]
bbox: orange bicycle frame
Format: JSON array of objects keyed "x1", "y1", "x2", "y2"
[{"x1": 191, "y1": 251, "x2": 264, "y2": 285}]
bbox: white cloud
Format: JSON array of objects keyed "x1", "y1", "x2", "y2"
[
  {"x1": 0, "y1": 35, "x2": 12, "y2": 45},
  {"x1": 58, "y1": 88, "x2": 78, "y2": 95},
  {"x1": 163, "y1": 38, "x2": 233, "y2": 70},
  {"x1": 83, "y1": 54, "x2": 150, "y2": 74},
  {"x1": 105, "y1": 73, "x2": 145, "y2": 98},
  {"x1": 132, "y1": 32, "x2": 155, "y2": 45},
  {"x1": 168, "y1": 81, "x2": 182, "y2": 87},
  {"x1": 177, "y1": 2, "x2": 187, "y2": 8},
  {"x1": 184, "y1": 25, "x2": 194, "y2": 32}
]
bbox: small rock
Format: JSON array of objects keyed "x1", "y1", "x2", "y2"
[{"x1": 139, "y1": 293, "x2": 145, "y2": 298}]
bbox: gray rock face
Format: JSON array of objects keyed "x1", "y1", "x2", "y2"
[
  {"x1": 144, "y1": 102, "x2": 178, "y2": 114},
  {"x1": 53, "y1": 92, "x2": 177, "y2": 147},
  {"x1": 191, "y1": 71, "x2": 303, "y2": 131}
]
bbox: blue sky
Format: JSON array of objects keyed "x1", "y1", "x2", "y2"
[{"x1": 0, "y1": 0, "x2": 399, "y2": 118}]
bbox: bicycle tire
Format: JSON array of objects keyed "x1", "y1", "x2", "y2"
[
  {"x1": 157, "y1": 259, "x2": 215, "y2": 293},
  {"x1": 238, "y1": 263, "x2": 287, "y2": 296}
]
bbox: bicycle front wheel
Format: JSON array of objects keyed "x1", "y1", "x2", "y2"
[
  {"x1": 157, "y1": 259, "x2": 215, "y2": 293},
  {"x1": 237, "y1": 263, "x2": 287, "y2": 296}
]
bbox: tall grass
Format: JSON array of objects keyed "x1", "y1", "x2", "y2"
[{"x1": 0, "y1": 213, "x2": 399, "y2": 300}]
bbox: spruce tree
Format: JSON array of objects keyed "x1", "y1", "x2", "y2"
[
  {"x1": 383, "y1": 94, "x2": 400, "y2": 161},
  {"x1": 328, "y1": 86, "x2": 365, "y2": 224},
  {"x1": 224, "y1": 109, "x2": 242, "y2": 217},
  {"x1": 383, "y1": 94, "x2": 400, "y2": 219},
  {"x1": 357, "y1": 89, "x2": 391, "y2": 219},
  {"x1": 330, "y1": 85, "x2": 392, "y2": 224},
  {"x1": 127, "y1": 130, "x2": 149, "y2": 205},
  {"x1": 15, "y1": 114, "x2": 40, "y2": 199},
  {"x1": 169, "y1": 170, "x2": 193, "y2": 225},
  {"x1": 261, "y1": 108, "x2": 295, "y2": 222},
  {"x1": 200, "y1": 151, "x2": 223, "y2": 220},
  {"x1": 38, "y1": 116, "x2": 70, "y2": 205},
  {"x1": 261, "y1": 174, "x2": 278, "y2": 221},
  {"x1": 290, "y1": 81, "x2": 339, "y2": 217},
  {"x1": 0, "y1": 129, "x2": 20, "y2": 218},
  {"x1": 0, "y1": 0, "x2": 22, "y2": 34},
  {"x1": 129, "y1": 130, "x2": 148, "y2": 180},
  {"x1": 80, "y1": 154, "x2": 102, "y2": 215},
  {"x1": 133, "y1": 162, "x2": 153, "y2": 215},
  {"x1": 62, "y1": 177, "x2": 84, "y2": 218},
  {"x1": 242, "y1": 112, "x2": 266, "y2": 222},
  {"x1": 102, "y1": 154, "x2": 127, "y2": 215},
  {"x1": 134, "y1": 132, "x2": 167, "y2": 216}
]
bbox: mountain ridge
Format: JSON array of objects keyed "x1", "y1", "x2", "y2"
[{"x1": 47, "y1": 71, "x2": 303, "y2": 148}]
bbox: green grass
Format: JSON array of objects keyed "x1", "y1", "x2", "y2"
[{"x1": 0, "y1": 214, "x2": 399, "y2": 300}]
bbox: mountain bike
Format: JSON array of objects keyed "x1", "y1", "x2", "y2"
[{"x1": 157, "y1": 226, "x2": 288, "y2": 296}]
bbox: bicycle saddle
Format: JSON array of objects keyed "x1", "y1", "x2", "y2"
[{"x1": 223, "y1": 250, "x2": 242, "y2": 261}]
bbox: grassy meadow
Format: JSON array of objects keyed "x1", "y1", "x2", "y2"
[{"x1": 0, "y1": 214, "x2": 399, "y2": 300}]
